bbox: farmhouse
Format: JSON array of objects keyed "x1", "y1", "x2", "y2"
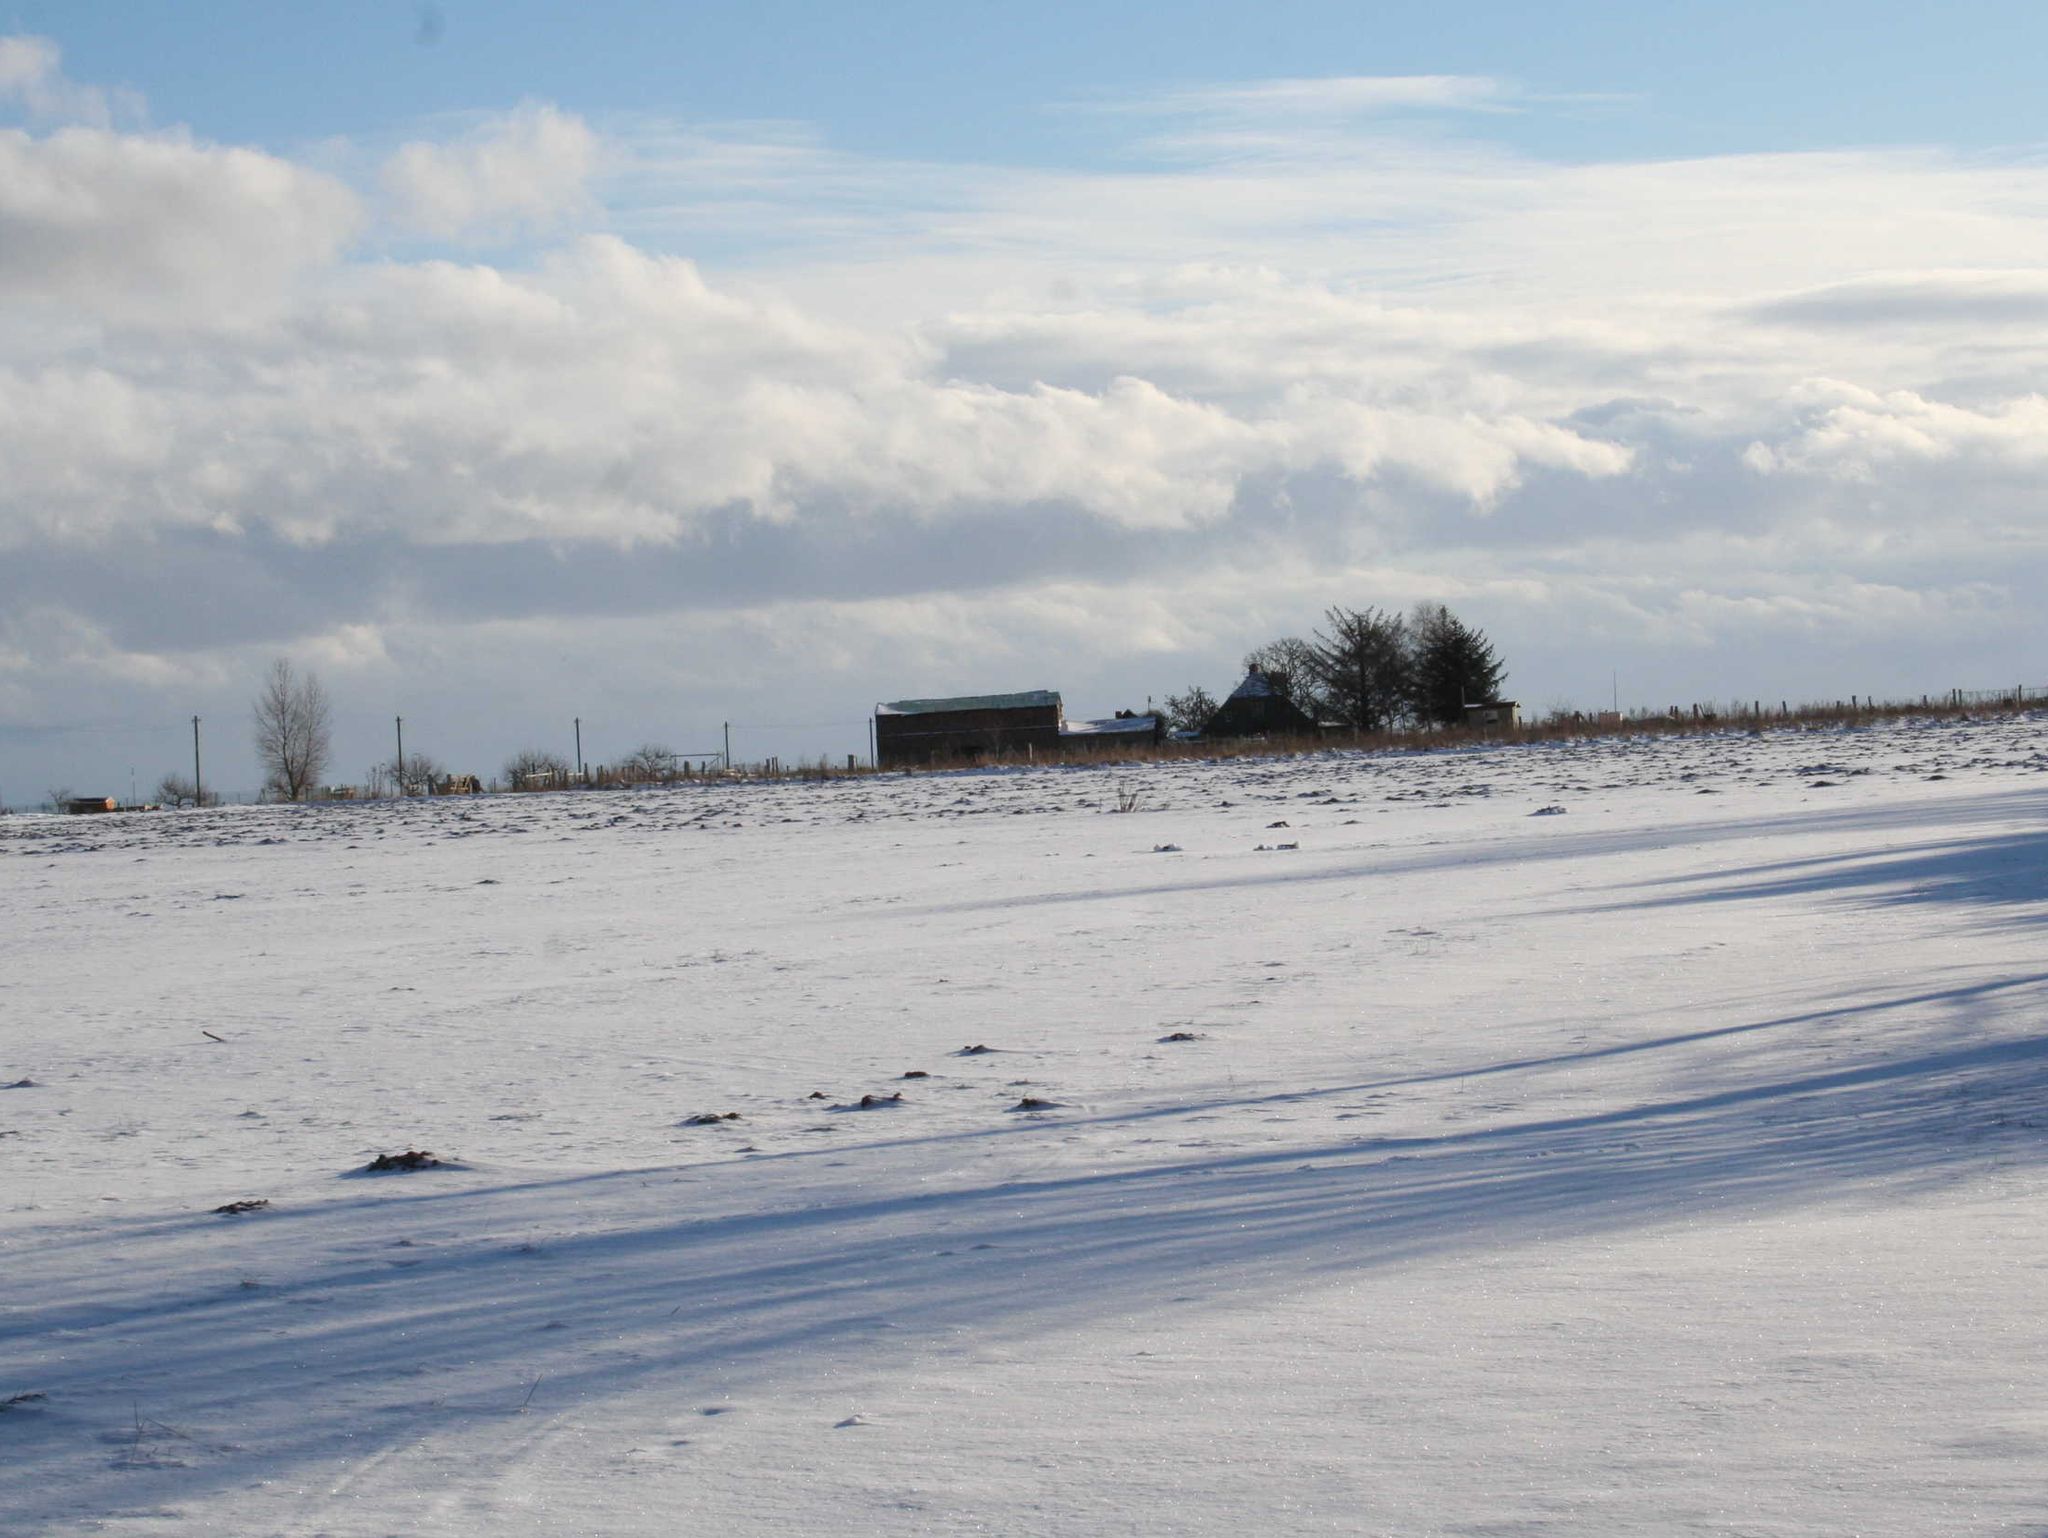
[
  {"x1": 875, "y1": 690, "x2": 1065, "y2": 767},
  {"x1": 1201, "y1": 666, "x2": 1318, "y2": 740}
]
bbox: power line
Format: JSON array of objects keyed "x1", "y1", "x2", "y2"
[
  {"x1": 723, "y1": 718, "x2": 871, "y2": 733},
  {"x1": 0, "y1": 719, "x2": 195, "y2": 739}
]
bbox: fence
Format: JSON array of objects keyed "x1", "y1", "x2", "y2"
[{"x1": 1951, "y1": 686, "x2": 2046, "y2": 707}]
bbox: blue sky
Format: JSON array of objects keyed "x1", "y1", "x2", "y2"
[
  {"x1": 2, "y1": 4, "x2": 2046, "y2": 798},
  {"x1": 38, "y1": 1, "x2": 2048, "y2": 169}
]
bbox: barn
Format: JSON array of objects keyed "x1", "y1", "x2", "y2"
[
  {"x1": 875, "y1": 690, "x2": 1065, "y2": 767},
  {"x1": 1200, "y1": 666, "x2": 1318, "y2": 740}
]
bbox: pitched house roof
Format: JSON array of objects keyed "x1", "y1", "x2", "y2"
[
  {"x1": 1226, "y1": 666, "x2": 1279, "y2": 700},
  {"x1": 1201, "y1": 666, "x2": 1317, "y2": 739}
]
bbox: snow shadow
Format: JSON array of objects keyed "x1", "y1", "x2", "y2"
[
  {"x1": 906, "y1": 789, "x2": 2048, "y2": 921},
  {"x1": 8, "y1": 970, "x2": 2048, "y2": 1520},
  {"x1": 1605, "y1": 825, "x2": 2048, "y2": 925}
]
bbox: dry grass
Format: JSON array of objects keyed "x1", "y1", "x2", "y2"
[{"x1": 838, "y1": 693, "x2": 2045, "y2": 782}]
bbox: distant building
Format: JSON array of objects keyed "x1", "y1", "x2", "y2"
[
  {"x1": 63, "y1": 796, "x2": 118, "y2": 815},
  {"x1": 1463, "y1": 699, "x2": 1521, "y2": 730},
  {"x1": 1060, "y1": 710, "x2": 1164, "y2": 750},
  {"x1": 876, "y1": 690, "x2": 1065, "y2": 767},
  {"x1": 1201, "y1": 666, "x2": 1318, "y2": 740}
]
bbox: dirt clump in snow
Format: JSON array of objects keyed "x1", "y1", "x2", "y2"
[
  {"x1": 836, "y1": 1092, "x2": 905, "y2": 1110},
  {"x1": 364, "y1": 1149, "x2": 443, "y2": 1172}
]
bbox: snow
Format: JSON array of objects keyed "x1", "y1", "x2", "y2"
[{"x1": 4, "y1": 714, "x2": 2047, "y2": 1535}]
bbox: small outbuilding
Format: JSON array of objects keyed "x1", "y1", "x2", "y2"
[
  {"x1": 876, "y1": 690, "x2": 1065, "y2": 767},
  {"x1": 1201, "y1": 666, "x2": 1318, "y2": 740},
  {"x1": 1060, "y1": 710, "x2": 1164, "y2": 751},
  {"x1": 1463, "y1": 699, "x2": 1521, "y2": 730},
  {"x1": 63, "y1": 796, "x2": 118, "y2": 815}
]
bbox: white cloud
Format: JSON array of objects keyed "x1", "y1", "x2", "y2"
[
  {"x1": 0, "y1": 35, "x2": 141, "y2": 128},
  {"x1": 0, "y1": 229, "x2": 1638, "y2": 553},
  {"x1": 0, "y1": 126, "x2": 359, "y2": 320},
  {"x1": 1747, "y1": 385, "x2": 2048, "y2": 480},
  {"x1": 381, "y1": 104, "x2": 600, "y2": 238},
  {"x1": 1118, "y1": 74, "x2": 1507, "y2": 120},
  {"x1": 1747, "y1": 271, "x2": 2048, "y2": 330}
]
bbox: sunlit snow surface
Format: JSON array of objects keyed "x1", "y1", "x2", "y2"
[{"x1": 4, "y1": 716, "x2": 2047, "y2": 1535}]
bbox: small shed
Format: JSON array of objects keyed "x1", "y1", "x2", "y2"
[
  {"x1": 1201, "y1": 666, "x2": 1318, "y2": 740},
  {"x1": 1060, "y1": 711, "x2": 1164, "y2": 751},
  {"x1": 63, "y1": 796, "x2": 118, "y2": 815},
  {"x1": 1463, "y1": 699, "x2": 1521, "y2": 730},
  {"x1": 876, "y1": 690, "x2": 1064, "y2": 767}
]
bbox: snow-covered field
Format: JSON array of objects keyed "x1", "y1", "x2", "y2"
[{"x1": 5, "y1": 715, "x2": 2047, "y2": 1536}]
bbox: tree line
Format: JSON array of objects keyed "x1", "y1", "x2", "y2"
[
  {"x1": 246, "y1": 658, "x2": 710, "y2": 801},
  {"x1": 1161, "y1": 603, "x2": 1507, "y2": 736},
  {"x1": 226, "y1": 619, "x2": 1498, "y2": 804}
]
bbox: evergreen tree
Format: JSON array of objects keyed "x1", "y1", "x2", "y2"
[{"x1": 1411, "y1": 604, "x2": 1506, "y2": 726}]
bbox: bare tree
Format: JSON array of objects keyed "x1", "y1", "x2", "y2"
[
  {"x1": 1161, "y1": 684, "x2": 1218, "y2": 736},
  {"x1": 615, "y1": 743, "x2": 678, "y2": 782},
  {"x1": 251, "y1": 658, "x2": 332, "y2": 802},
  {"x1": 387, "y1": 751, "x2": 445, "y2": 796},
  {"x1": 156, "y1": 773, "x2": 218, "y2": 808},
  {"x1": 503, "y1": 748, "x2": 571, "y2": 790}
]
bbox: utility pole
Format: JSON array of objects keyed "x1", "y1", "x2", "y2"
[
  {"x1": 395, "y1": 716, "x2": 404, "y2": 796},
  {"x1": 574, "y1": 717, "x2": 583, "y2": 785},
  {"x1": 723, "y1": 721, "x2": 730, "y2": 771},
  {"x1": 192, "y1": 716, "x2": 202, "y2": 809}
]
